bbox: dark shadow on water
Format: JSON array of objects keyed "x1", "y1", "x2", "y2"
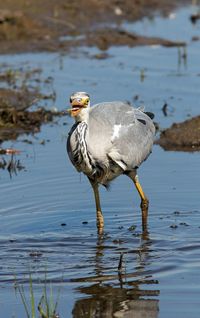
[{"x1": 72, "y1": 231, "x2": 160, "y2": 318}]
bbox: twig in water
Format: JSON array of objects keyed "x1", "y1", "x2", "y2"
[
  {"x1": 118, "y1": 252, "x2": 124, "y2": 273},
  {"x1": 162, "y1": 103, "x2": 168, "y2": 117}
]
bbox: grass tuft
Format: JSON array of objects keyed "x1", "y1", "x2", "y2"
[{"x1": 15, "y1": 273, "x2": 60, "y2": 318}]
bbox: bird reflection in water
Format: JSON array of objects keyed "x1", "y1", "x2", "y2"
[{"x1": 72, "y1": 231, "x2": 159, "y2": 318}]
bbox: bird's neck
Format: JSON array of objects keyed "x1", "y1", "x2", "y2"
[{"x1": 75, "y1": 108, "x2": 89, "y2": 123}]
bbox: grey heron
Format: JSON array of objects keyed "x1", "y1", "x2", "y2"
[{"x1": 67, "y1": 92, "x2": 155, "y2": 232}]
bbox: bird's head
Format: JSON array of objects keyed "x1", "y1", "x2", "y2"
[{"x1": 69, "y1": 92, "x2": 90, "y2": 119}]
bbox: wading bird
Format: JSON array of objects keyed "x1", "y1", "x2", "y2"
[{"x1": 67, "y1": 92, "x2": 155, "y2": 232}]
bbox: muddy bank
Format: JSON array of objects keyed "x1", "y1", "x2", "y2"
[
  {"x1": 0, "y1": 0, "x2": 190, "y2": 54},
  {"x1": 156, "y1": 116, "x2": 200, "y2": 151},
  {"x1": 0, "y1": 67, "x2": 62, "y2": 143},
  {"x1": 84, "y1": 28, "x2": 185, "y2": 51},
  {"x1": 0, "y1": 87, "x2": 62, "y2": 143}
]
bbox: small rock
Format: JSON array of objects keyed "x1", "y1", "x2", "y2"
[
  {"x1": 29, "y1": 251, "x2": 43, "y2": 257},
  {"x1": 173, "y1": 211, "x2": 180, "y2": 215},
  {"x1": 113, "y1": 239, "x2": 123, "y2": 244},
  {"x1": 39, "y1": 139, "x2": 45, "y2": 145},
  {"x1": 114, "y1": 7, "x2": 123, "y2": 16},
  {"x1": 128, "y1": 225, "x2": 137, "y2": 231},
  {"x1": 170, "y1": 224, "x2": 178, "y2": 229},
  {"x1": 179, "y1": 222, "x2": 189, "y2": 227}
]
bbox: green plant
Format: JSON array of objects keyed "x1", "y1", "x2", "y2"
[{"x1": 15, "y1": 274, "x2": 60, "y2": 318}]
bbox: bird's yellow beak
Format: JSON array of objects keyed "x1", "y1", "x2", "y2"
[{"x1": 70, "y1": 97, "x2": 88, "y2": 117}]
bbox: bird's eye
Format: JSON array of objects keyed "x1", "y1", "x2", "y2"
[{"x1": 70, "y1": 97, "x2": 72, "y2": 103}]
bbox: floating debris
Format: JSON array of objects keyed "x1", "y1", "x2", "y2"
[
  {"x1": 190, "y1": 13, "x2": 200, "y2": 24},
  {"x1": 128, "y1": 224, "x2": 137, "y2": 231},
  {"x1": 162, "y1": 103, "x2": 168, "y2": 117},
  {"x1": 0, "y1": 147, "x2": 20, "y2": 155},
  {"x1": 179, "y1": 222, "x2": 189, "y2": 227},
  {"x1": 29, "y1": 251, "x2": 43, "y2": 257},
  {"x1": 118, "y1": 252, "x2": 124, "y2": 273},
  {"x1": 170, "y1": 224, "x2": 178, "y2": 229},
  {"x1": 173, "y1": 211, "x2": 181, "y2": 215}
]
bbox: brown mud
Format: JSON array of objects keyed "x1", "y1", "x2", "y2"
[
  {"x1": 0, "y1": 0, "x2": 189, "y2": 54},
  {"x1": 0, "y1": 68, "x2": 62, "y2": 143},
  {"x1": 0, "y1": 92, "x2": 61, "y2": 142},
  {"x1": 156, "y1": 116, "x2": 200, "y2": 152},
  {"x1": 78, "y1": 28, "x2": 185, "y2": 51}
]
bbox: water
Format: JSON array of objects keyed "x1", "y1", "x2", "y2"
[{"x1": 0, "y1": 5, "x2": 200, "y2": 318}]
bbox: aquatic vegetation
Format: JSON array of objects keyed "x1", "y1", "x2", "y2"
[
  {"x1": 0, "y1": 153, "x2": 24, "y2": 177},
  {"x1": 0, "y1": 66, "x2": 62, "y2": 142},
  {"x1": 15, "y1": 274, "x2": 60, "y2": 318}
]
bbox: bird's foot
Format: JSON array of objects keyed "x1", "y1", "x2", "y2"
[{"x1": 96, "y1": 210, "x2": 104, "y2": 234}]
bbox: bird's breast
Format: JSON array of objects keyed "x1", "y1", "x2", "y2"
[{"x1": 67, "y1": 122, "x2": 96, "y2": 176}]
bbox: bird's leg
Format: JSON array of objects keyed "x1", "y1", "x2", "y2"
[
  {"x1": 128, "y1": 172, "x2": 149, "y2": 230},
  {"x1": 134, "y1": 175, "x2": 149, "y2": 230},
  {"x1": 88, "y1": 178, "x2": 104, "y2": 233}
]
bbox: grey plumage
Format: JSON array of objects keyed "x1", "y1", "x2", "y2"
[{"x1": 67, "y1": 92, "x2": 155, "y2": 232}]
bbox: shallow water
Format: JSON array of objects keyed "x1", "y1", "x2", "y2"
[{"x1": 0, "y1": 5, "x2": 200, "y2": 318}]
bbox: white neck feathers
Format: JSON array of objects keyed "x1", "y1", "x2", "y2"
[{"x1": 75, "y1": 102, "x2": 90, "y2": 123}]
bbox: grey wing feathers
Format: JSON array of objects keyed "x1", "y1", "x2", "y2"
[
  {"x1": 88, "y1": 101, "x2": 155, "y2": 170},
  {"x1": 109, "y1": 108, "x2": 155, "y2": 169},
  {"x1": 90, "y1": 101, "x2": 136, "y2": 125}
]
